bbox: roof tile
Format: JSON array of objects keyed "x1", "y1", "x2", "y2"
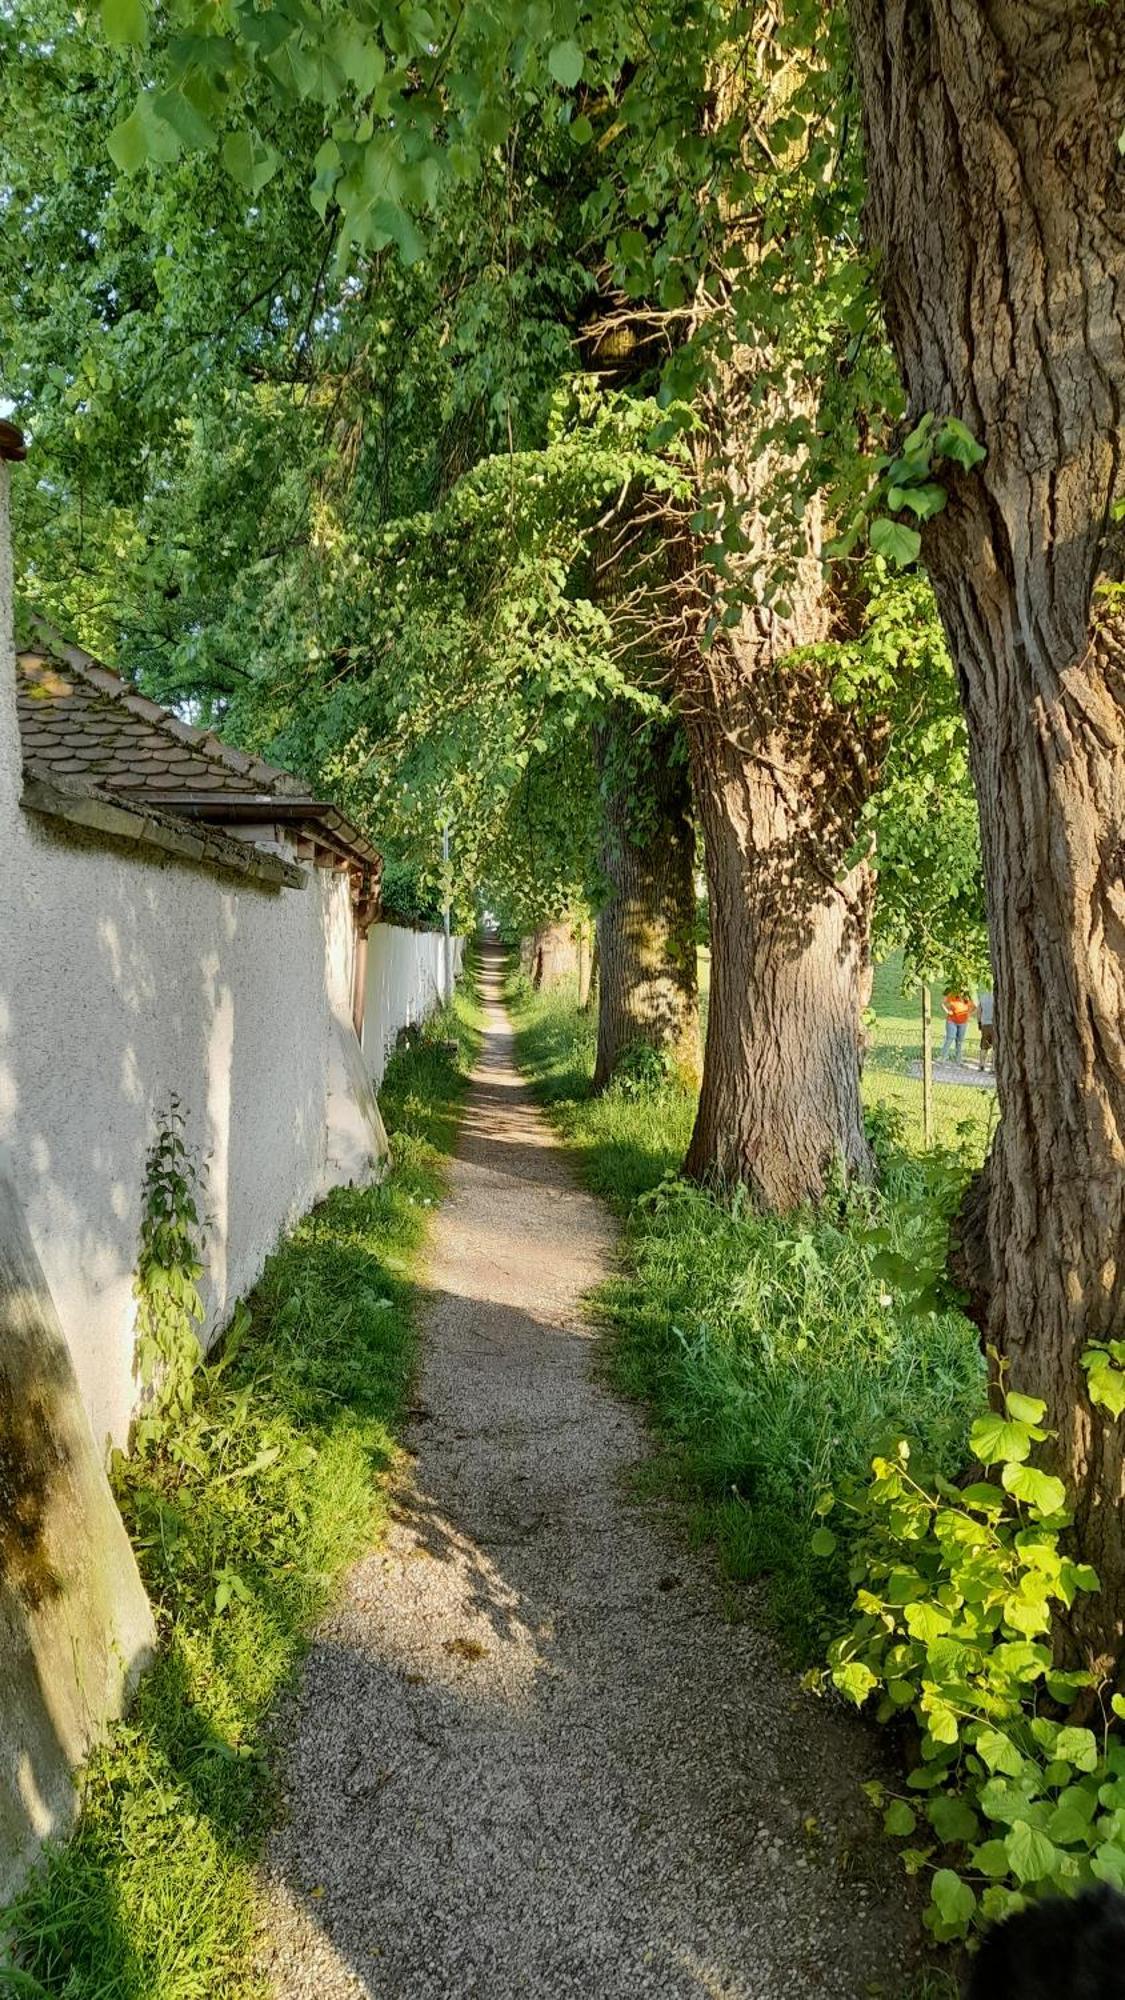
[{"x1": 14, "y1": 634, "x2": 382, "y2": 882}]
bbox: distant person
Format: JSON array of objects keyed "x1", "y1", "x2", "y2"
[
  {"x1": 941, "y1": 989, "x2": 974, "y2": 1062},
  {"x1": 977, "y1": 985, "x2": 995, "y2": 1071}
]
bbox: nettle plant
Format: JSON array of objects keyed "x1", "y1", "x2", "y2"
[
  {"x1": 133, "y1": 1096, "x2": 206, "y2": 1439},
  {"x1": 819, "y1": 1354, "x2": 1125, "y2": 1941}
]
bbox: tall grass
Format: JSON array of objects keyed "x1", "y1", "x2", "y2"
[
  {"x1": 0, "y1": 972, "x2": 481, "y2": 1999},
  {"x1": 509, "y1": 970, "x2": 985, "y2": 1657}
]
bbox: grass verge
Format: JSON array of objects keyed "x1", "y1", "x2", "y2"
[
  {"x1": 0, "y1": 969, "x2": 481, "y2": 1999},
  {"x1": 507, "y1": 968, "x2": 984, "y2": 1660}
]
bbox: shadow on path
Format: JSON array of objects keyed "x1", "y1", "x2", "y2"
[{"x1": 257, "y1": 945, "x2": 923, "y2": 2000}]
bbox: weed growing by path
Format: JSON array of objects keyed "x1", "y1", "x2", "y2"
[
  {"x1": 509, "y1": 970, "x2": 984, "y2": 1659},
  {"x1": 0, "y1": 977, "x2": 479, "y2": 2000}
]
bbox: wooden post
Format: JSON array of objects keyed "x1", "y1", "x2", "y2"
[{"x1": 921, "y1": 983, "x2": 934, "y2": 1151}]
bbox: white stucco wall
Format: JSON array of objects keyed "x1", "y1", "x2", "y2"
[
  {"x1": 0, "y1": 464, "x2": 384, "y2": 1453},
  {"x1": 362, "y1": 924, "x2": 466, "y2": 1085}
]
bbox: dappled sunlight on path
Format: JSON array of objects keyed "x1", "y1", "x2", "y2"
[{"x1": 257, "y1": 945, "x2": 922, "y2": 1999}]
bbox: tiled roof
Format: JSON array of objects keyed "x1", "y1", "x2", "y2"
[
  {"x1": 17, "y1": 642, "x2": 311, "y2": 805},
  {"x1": 15, "y1": 635, "x2": 382, "y2": 888}
]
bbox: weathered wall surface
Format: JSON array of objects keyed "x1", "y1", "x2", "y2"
[
  {"x1": 0, "y1": 1165, "x2": 155, "y2": 1903},
  {"x1": 0, "y1": 466, "x2": 384, "y2": 1453},
  {"x1": 362, "y1": 924, "x2": 466, "y2": 1085}
]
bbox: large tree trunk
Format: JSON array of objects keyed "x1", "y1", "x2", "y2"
[
  {"x1": 592, "y1": 710, "x2": 700, "y2": 1092},
  {"x1": 670, "y1": 312, "x2": 879, "y2": 1200},
  {"x1": 851, "y1": 1, "x2": 1125, "y2": 1668},
  {"x1": 520, "y1": 921, "x2": 578, "y2": 990},
  {"x1": 682, "y1": 680, "x2": 874, "y2": 1203}
]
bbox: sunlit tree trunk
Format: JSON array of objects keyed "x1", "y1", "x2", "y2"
[
  {"x1": 681, "y1": 648, "x2": 875, "y2": 1203},
  {"x1": 851, "y1": 0, "x2": 1125, "y2": 1669},
  {"x1": 522, "y1": 921, "x2": 578, "y2": 990},
  {"x1": 592, "y1": 709, "x2": 700, "y2": 1092},
  {"x1": 671, "y1": 342, "x2": 879, "y2": 1201}
]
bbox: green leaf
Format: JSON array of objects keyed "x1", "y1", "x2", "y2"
[
  {"x1": 1005, "y1": 1820, "x2": 1060, "y2": 1884},
  {"x1": 970, "y1": 1411, "x2": 1033, "y2": 1465},
  {"x1": 154, "y1": 88, "x2": 217, "y2": 153},
  {"x1": 928, "y1": 1794, "x2": 980, "y2": 1845},
  {"x1": 979, "y1": 1779, "x2": 1047, "y2": 1828},
  {"x1": 1048, "y1": 1787, "x2": 1098, "y2": 1846},
  {"x1": 570, "y1": 113, "x2": 593, "y2": 145},
  {"x1": 222, "y1": 130, "x2": 281, "y2": 196},
  {"x1": 548, "y1": 40, "x2": 584, "y2": 87},
  {"x1": 930, "y1": 1867, "x2": 976, "y2": 1931},
  {"x1": 101, "y1": 0, "x2": 146, "y2": 45},
  {"x1": 328, "y1": 24, "x2": 385, "y2": 94},
  {"x1": 902, "y1": 412, "x2": 934, "y2": 455},
  {"x1": 107, "y1": 92, "x2": 182, "y2": 173},
  {"x1": 1053, "y1": 1727, "x2": 1099, "y2": 1774},
  {"x1": 903, "y1": 1600, "x2": 952, "y2": 1643},
  {"x1": 834, "y1": 1661, "x2": 878, "y2": 1705},
  {"x1": 1005, "y1": 1391, "x2": 1047, "y2": 1426},
  {"x1": 972, "y1": 1838, "x2": 1013, "y2": 1879},
  {"x1": 810, "y1": 1526, "x2": 837, "y2": 1557},
  {"x1": 869, "y1": 517, "x2": 921, "y2": 568},
  {"x1": 974, "y1": 1730, "x2": 1024, "y2": 1778},
  {"x1": 1085, "y1": 1360, "x2": 1125, "y2": 1418},
  {"x1": 908, "y1": 1762, "x2": 956, "y2": 1791},
  {"x1": 888, "y1": 481, "x2": 947, "y2": 521},
  {"x1": 1091, "y1": 1844, "x2": 1125, "y2": 1888},
  {"x1": 981, "y1": 1884, "x2": 1028, "y2": 1924},
  {"x1": 884, "y1": 1800, "x2": 917, "y2": 1837},
  {"x1": 935, "y1": 417, "x2": 987, "y2": 470},
  {"x1": 1001, "y1": 1461, "x2": 1067, "y2": 1516}
]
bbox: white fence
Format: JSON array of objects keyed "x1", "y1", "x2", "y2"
[{"x1": 362, "y1": 922, "x2": 466, "y2": 1085}]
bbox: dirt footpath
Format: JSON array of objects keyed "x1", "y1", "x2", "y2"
[{"x1": 258, "y1": 945, "x2": 921, "y2": 1999}]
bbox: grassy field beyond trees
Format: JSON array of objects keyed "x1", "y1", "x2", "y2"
[{"x1": 509, "y1": 964, "x2": 985, "y2": 1657}]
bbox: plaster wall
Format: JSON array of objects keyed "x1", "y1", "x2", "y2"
[
  {"x1": 0, "y1": 469, "x2": 382, "y2": 1453},
  {"x1": 362, "y1": 924, "x2": 466, "y2": 1086}
]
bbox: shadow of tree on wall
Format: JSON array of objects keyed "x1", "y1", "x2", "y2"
[
  {"x1": 0, "y1": 1011, "x2": 471, "y2": 1998},
  {"x1": 0, "y1": 809, "x2": 330, "y2": 1454},
  {"x1": 0, "y1": 1163, "x2": 154, "y2": 1920}
]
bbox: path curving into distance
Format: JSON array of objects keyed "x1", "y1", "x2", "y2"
[{"x1": 258, "y1": 944, "x2": 920, "y2": 1999}]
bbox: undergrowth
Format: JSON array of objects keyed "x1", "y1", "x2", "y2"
[
  {"x1": 0, "y1": 970, "x2": 480, "y2": 1999},
  {"x1": 507, "y1": 969, "x2": 984, "y2": 1660}
]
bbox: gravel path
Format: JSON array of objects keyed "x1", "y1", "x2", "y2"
[{"x1": 258, "y1": 946, "x2": 922, "y2": 1999}]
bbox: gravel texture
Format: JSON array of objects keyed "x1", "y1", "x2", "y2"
[{"x1": 257, "y1": 947, "x2": 923, "y2": 1999}]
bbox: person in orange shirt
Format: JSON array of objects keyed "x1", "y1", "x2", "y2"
[{"x1": 940, "y1": 989, "x2": 975, "y2": 1063}]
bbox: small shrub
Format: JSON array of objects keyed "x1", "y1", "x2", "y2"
[
  {"x1": 133, "y1": 1098, "x2": 206, "y2": 1429},
  {"x1": 823, "y1": 1366, "x2": 1125, "y2": 1943},
  {"x1": 607, "y1": 1039, "x2": 679, "y2": 1099}
]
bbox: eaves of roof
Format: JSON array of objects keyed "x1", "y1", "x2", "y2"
[{"x1": 21, "y1": 767, "x2": 306, "y2": 891}]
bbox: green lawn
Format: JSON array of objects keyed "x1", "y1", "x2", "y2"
[
  {"x1": 863, "y1": 954, "x2": 996, "y2": 1161},
  {"x1": 700, "y1": 945, "x2": 996, "y2": 1163},
  {"x1": 0, "y1": 969, "x2": 481, "y2": 2000}
]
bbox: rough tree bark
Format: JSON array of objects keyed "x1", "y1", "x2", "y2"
[
  {"x1": 671, "y1": 333, "x2": 880, "y2": 1200},
  {"x1": 850, "y1": 1, "x2": 1125, "y2": 1668},
  {"x1": 592, "y1": 708, "x2": 700, "y2": 1092},
  {"x1": 681, "y1": 649, "x2": 875, "y2": 1203},
  {"x1": 521, "y1": 922, "x2": 578, "y2": 990}
]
